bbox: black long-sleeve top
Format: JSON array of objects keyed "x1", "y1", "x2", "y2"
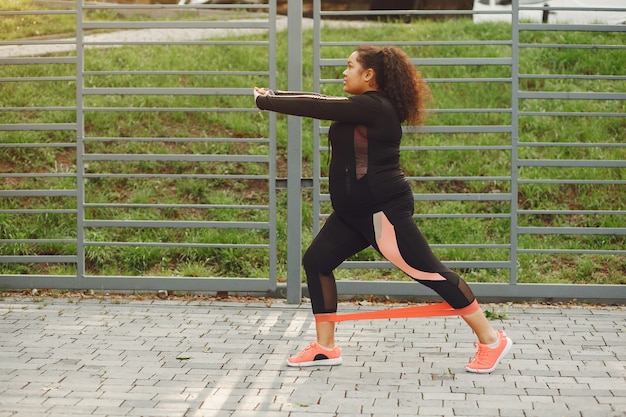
[{"x1": 256, "y1": 90, "x2": 411, "y2": 214}]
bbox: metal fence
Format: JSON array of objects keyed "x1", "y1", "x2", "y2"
[
  {"x1": 302, "y1": 0, "x2": 626, "y2": 302},
  {"x1": 1, "y1": 0, "x2": 278, "y2": 294},
  {"x1": 1, "y1": 0, "x2": 625, "y2": 303}
]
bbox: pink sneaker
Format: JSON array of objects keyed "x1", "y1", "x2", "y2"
[
  {"x1": 287, "y1": 342, "x2": 342, "y2": 367},
  {"x1": 465, "y1": 330, "x2": 512, "y2": 374}
]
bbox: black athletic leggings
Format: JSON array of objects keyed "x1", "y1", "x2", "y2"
[{"x1": 302, "y1": 194, "x2": 476, "y2": 315}]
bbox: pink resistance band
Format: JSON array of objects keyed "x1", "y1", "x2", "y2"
[{"x1": 315, "y1": 300, "x2": 480, "y2": 323}]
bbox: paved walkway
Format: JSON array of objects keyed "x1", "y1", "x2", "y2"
[
  {"x1": 0, "y1": 296, "x2": 625, "y2": 417},
  {"x1": 0, "y1": 16, "x2": 368, "y2": 59},
  {"x1": 0, "y1": 19, "x2": 281, "y2": 59}
]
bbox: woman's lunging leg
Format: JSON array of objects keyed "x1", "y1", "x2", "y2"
[
  {"x1": 372, "y1": 208, "x2": 513, "y2": 372},
  {"x1": 373, "y1": 210, "x2": 498, "y2": 344},
  {"x1": 373, "y1": 210, "x2": 475, "y2": 306},
  {"x1": 303, "y1": 213, "x2": 370, "y2": 316},
  {"x1": 371, "y1": 207, "x2": 512, "y2": 373},
  {"x1": 287, "y1": 213, "x2": 369, "y2": 366}
]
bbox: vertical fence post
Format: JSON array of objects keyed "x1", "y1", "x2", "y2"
[
  {"x1": 510, "y1": 0, "x2": 520, "y2": 285},
  {"x1": 76, "y1": 0, "x2": 85, "y2": 282},
  {"x1": 286, "y1": 0, "x2": 303, "y2": 304}
]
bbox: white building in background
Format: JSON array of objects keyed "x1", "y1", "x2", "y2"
[{"x1": 473, "y1": 0, "x2": 626, "y2": 24}]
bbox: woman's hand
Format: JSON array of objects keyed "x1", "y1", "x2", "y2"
[{"x1": 254, "y1": 87, "x2": 269, "y2": 102}]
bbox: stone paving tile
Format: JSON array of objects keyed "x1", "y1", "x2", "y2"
[{"x1": 0, "y1": 297, "x2": 625, "y2": 417}]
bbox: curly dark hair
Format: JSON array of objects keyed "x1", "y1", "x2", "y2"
[{"x1": 355, "y1": 45, "x2": 431, "y2": 125}]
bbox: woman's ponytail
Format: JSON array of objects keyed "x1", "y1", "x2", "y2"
[{"x1": 355, "y1": 45, "x2": 431, "y2": 125}]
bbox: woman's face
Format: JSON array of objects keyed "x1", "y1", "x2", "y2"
[{"x1": 343, "y1": 51, "x2": 374, "y2": 95}]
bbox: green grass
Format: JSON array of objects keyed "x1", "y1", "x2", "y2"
[{"x1": 1, "y1": 1, "x2": 625, "y2": 285}]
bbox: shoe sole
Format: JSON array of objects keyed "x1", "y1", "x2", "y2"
[
  {"x1": 465, "y1": 336, "x2": 512, "y2": 374},
  {"x1": 287, "y1": 357, "x2": 343, "y2": 367}
]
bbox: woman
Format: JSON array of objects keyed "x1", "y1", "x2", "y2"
[{"x1": 254, "y1": 45, "x2": 512, "y2": 373}]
